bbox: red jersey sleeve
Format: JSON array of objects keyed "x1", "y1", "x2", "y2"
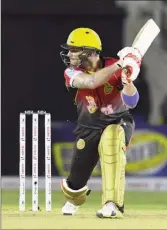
[{"x1": 64, "y1": 68, "x2": 83, "y2": 88}]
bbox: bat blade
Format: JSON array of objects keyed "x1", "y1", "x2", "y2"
[{"x1": 132, "y1": 19, "x2": 160, "y2": 56}]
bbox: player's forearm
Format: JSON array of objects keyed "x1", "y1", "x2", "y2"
[
  {"x1": 121, "y1": 83, "x2": 139, "y2": 108},
  {"x1": 72, "y1": 60, "x2": 122, "y2": 89},
  {"x1": 122, "y1": 82, "x2": 137, "y2": 96},
  {"x1": 92, "y1": 60, "x2": 122, "y2": 88}
]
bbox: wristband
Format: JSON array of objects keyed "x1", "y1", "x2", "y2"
[{"x1": 122, "y1": 91, "x2": 139, "y2": 107}]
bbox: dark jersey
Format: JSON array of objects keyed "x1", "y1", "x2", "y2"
[{"x1": 64, "y1": 57, "x2": 134, "y2": 129}]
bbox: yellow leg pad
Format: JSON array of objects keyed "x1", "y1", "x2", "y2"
[
  {"x1": 98, "y1": 125, "x2": 126, "y2": 207},
  {"x1": 61, "y1": 179, "x2": 90, "y2": 206}
]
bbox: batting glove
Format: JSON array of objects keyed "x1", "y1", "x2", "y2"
[
  {"x1": 121, "y1": 56, "x2": 141, "y2": 84},
  {"x1": 117, "y1": 47, "x2": 142, "y2": 84},
  {"x1": 117, "y1": 47, "x2": 142, "y2": 62}
]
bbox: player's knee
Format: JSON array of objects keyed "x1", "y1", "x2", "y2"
[{"x1": 61, "y1": 179, "x2": 91, "y2": 205}]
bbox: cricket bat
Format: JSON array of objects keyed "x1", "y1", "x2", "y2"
[
  {"x1": 132, "y1": 18, "x2": 160, "y2": 56},
  {"x1": 121, "y1": 19, "x2": 160, "y2": 80}
]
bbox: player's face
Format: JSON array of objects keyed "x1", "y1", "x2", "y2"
[
  {"x1": 67, "y1": 49, "x2": 82, "y2": 66},
  {"x1": 67, "y1": 48, "x2": 100, "y2": 70}
]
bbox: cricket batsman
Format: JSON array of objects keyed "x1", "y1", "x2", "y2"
[{"x1": 60, "y1": 28, "x2": 141, "y2": 218}]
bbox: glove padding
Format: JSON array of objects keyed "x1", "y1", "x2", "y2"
[
  {"x1": 117, "y1": 47, "x2": 142, "y2": 84},
  {"x1": 117, "y1": 47, "x2": 142, "y2": 62}
]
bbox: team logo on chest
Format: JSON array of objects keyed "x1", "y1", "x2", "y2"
[{"x1": 104, "y1": 82, "x2": 113, "y2": 95}]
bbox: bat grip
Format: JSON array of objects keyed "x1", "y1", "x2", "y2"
[
  {"x1": 122, "y1": 66, "x2": 132, "y2": 75},
  {"x1": 122, "y1": 66, "x2": 133, "y2": 84}
]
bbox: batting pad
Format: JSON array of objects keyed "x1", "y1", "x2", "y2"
[
  {"x1": 98, "y1": 124, "x2": 126, "y2": 207},
  {"x1": 61, "y1": 179, "x2": 90, "y2": 206}
]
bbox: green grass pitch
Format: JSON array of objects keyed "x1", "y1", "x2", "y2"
[{"x1": 2, "y1": 190, "x2": 167, "y2": 229}]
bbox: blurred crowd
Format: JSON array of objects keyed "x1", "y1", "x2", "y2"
[
  {"x1": 131, "y1": 65, "x2": 167, "y2": 125},
  {"x1": 117, "y1": 0, "x2": 167, "y2": 125}
]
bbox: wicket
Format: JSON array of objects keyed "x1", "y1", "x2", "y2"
[{"x1": 19, "y1": 110, "x2": 52, "y2": 212}]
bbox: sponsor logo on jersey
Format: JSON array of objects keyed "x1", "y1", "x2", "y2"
[
  {"x1": 85, "y1": 96, "x2": 98, "y2": 114},
  {"x1": 104, "y1": 82, "x2": 113, "y2": 94}
]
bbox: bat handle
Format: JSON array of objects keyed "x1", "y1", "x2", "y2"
[
  {"x1": 122, "y1": 65, "x2": 132, "y2": 75},
  {"x1": 117, "y1": 63, "x2": 133, "y2": 83},
  {"x1": 122, "y1": 66, "x2": 133, "y2": 84}
]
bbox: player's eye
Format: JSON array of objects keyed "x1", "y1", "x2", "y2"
[{"x1": 70, "y1": 49, "x2": 82, "y2": 53}]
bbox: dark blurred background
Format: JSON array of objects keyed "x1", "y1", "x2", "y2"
[
  {"x1": 2, "y1": 0, "x2": 126, "y2": 175},
  {"x1": 2, "y1": 0, "x2": 167, "y2": 186}
]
